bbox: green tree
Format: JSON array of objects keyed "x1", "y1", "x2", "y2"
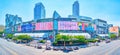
[
  {"x1": 87, "y1": 38, "x2": 97, "y2": 43},
  {"x1": 12, "y1": 36, "x2": 19, "y2": 41},
  {"x1": 61, "y1": 35, "x2": 69, "y2": 47},
  {"x1": 6, "y1": 34, "x2": 14, "y2": 39},
  {"x1": 0, "y1": 31, "x2": 4, "y2": 37},
  {"x1": 69, "y1": 35, "x2": 73, "y2": 45},
  {"x1": 110, "y1": 34, "x2": 117, "y2": 39},
  {"x1": 75, "y1": 35, "x2": 86, "y2": 42},
  {"x1": 39, "y1": 40, "x2": 46, "y2": 43},
  {"x1": 15, "y1": 35, "x2": 33, "y2": 43},
  {"x1": 56, "y1": 34, "x2": 61, "y2": 41}
]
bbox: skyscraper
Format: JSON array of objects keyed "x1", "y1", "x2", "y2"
[
  {"x1": 72, "y1": 1, "x2": 79, "y2": 16},
  {"x1": 34, "y1": 2, "x2": 46, "y2": 20}
]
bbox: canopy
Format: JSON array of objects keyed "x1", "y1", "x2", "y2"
[
  {"x1": 14, "y1": 33, "x2": 46, "y2": 37},
  {"x1": 59, "y1": 33, "x2": 91, "y2": 39},
  {"x1": 97, "y1": 34, "x2": 109, "y2": 37}
]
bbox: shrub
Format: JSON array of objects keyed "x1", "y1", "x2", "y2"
[
  {"x1": 14, "y1": 35, "x2": 33, "y2": 43},
  {"x1": 12, "y1": 36, "x2": 19, "y2": 41},
  {"x1": 53, "y1": 41, "x2": 58, "y2": 46},
  {"x1": 17, "y1": 35, "x2": 32, "y2": 40},
  {"x1": 39, "y1": 40, "x2": 46, "y2": 43},
  {"x1": 87, "y1": 39, "x2": 97, "y2": 43},
  {"x1": 55, "y1": 34, "x2": 88, "y2": 45},
  {"x1": 56, "y1": 34, "x2": 61, "y2": 41},
  {"x1": 74, "y1": 35, "x2": 87, "y2": 43}
]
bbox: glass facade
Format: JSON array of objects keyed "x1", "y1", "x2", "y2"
[
  {"x1": 21, "y1": 23, "x2": 33, "y2": 32},
  {"x1": 35, "y1": 22, "x2": 53, "y2": 30},
  {"x1": 93, "y1": 19, "x2": 108, "y2": 34},
  {"x1": 72, "y1": 1, "x2": 79, "y2": 16},
  {"x1": 5, "y1": 14, "x2": 22, "y2": 33},
  {"x1": 34, "y1": 2, "x2": 46, "y2": 20},
  {"x1": 53, "y1": 11, "x2": 61, "y2": 19}
]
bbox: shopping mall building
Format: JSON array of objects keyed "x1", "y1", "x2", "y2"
[{"x1": 5, "y1": 1, "x2": 111, "y2": 42}]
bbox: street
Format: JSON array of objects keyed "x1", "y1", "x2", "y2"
[
  {"x1": 1, "y1": 38, "x2": 120, "y2": 55},
  {"x1": 73, "y1": 39, "x2": 120, "y2": 55},
  {"x1": 0, "y1": 38, "x2": 38, "y2": 55}
]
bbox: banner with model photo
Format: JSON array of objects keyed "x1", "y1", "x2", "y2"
[
  {"x1": 35, "y1": 22, "x2": 53, "y2": 30},
  {"x1": 58, "y1": 21, "x2": 96, "y2": 31},
  {"x1": 58, "y1": 21, "x2": 78, "y2": 30}
]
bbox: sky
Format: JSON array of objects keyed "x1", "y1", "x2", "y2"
[{"x1": 0, "y1": 0, "x2": 120, "y2": 26}]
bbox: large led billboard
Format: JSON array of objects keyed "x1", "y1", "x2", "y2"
[
  {"x1": 35, "y1": 22, "x2": 53, "y2": 30},
  {"x1": 84, "y1": 23, "x2": 96, "y2": 32},
  {"x1": 58, "y1": 21, "x2": 78, "y2": 30},
  {"x1": 78, "y1": 22, "x2": 84, "y2": 30},
  {"x1": 21, "y1": 24, "x2": 33, "y2": 31},
  {"x1": 109, "y1": 26, "x2": 119, "y2": 33},
  {"x1": 58, "y1": 21, "x2": 96, "y2": 31}
]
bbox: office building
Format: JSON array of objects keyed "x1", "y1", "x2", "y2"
[
  {"x1": 5, "y1": 14, "x2": 22, "y2": 33},
  {"x1": 72, "y1": 1, "x2": 79, "y2": 16},
  {"x1": 93, "y1": 19, "x2": 109, "y2": 37},
  {"x1": 34, "y1": 2, "x2": 46, "y2": 20}
]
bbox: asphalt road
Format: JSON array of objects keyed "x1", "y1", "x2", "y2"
[
  {"x1": 0, "y1": 38, "x2": 36, "y2": 55},
  {"x1": 77, "y1": 40, "x2": 120, "y2": 55},
  {"x1": 110, "y1": 47, "x2": 120, "y2": 55},
  {"x1": 1, "y1": 37, "x2": 120, "y2": 55}
]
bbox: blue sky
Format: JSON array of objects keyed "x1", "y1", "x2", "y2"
[{"x1": 0, "y1": 0, "x2": 120, "y2": 26}]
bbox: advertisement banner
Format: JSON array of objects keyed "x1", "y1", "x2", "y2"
[
  {"x1": 109, "y1": 26, "x2": 119, "y2": 33},
  {"x1": 58, "y1": 21, "x2": 78, "y2": 30},
  {"x1": 18, "y1": 25, "x2": 21, "y2": 31},
  {"x1": 35, "y1": 22, "x2": 53, "y2": 30},
  {"x1": 83, "y1": 23, "x2": 96, "y2": 32},
  {"x1": 21, "y1": 24, "x2": 33, "y2": 31},
  {"x1": 78, "y1": 22, "x2": 82, "y2": 30}
]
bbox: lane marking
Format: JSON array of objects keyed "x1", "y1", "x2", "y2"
[
  {"x1": 92, "y1": 40, "x2": 120, "y2": 55},
  {"x1": 1, "y1": 44, "x2": 18, "y2": 55},
  {"x1": 105, "y1": 44, "x2": 120, "y2": 55},
  {"x1": 3, "y1": 46, "x2": 18, "y2": 55}
]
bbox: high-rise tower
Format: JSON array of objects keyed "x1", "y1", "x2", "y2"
[
  {"x1": 34, "y1": 2, "x2": 46, "y2": 20},
  {"x1": 72, "y1": 1, "x2": 79, "y2": 16}
]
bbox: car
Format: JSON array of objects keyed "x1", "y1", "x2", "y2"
[
  {"x1": 46, "y1": 46, "x2": 51, "y2": 50},
  {"x1": 37, "y1": 46, "x2": 42, "y2": 49},
  {"x1": 60, "y1": 47, "x2": 65, "y2": 50},
  {"x1": 67, "y1": 47, "x2": 73, "y2": 51},
  {"x1": 95, "y1": 42, "x2": 99, "y2": 46},
  {"x1": 80, "y1": 45, "x2": 87, "y2": 48},
  {"x1": 106, "y1": 39, "x2": 111, "y2": 43},
  {"x1": 26, "y1": 43, "x2": 30, "y2": 46},
  {"x1": 73, "y1": 47, "x2": 79, "y2": 50},
  {"x1": 53, "y1": 47, "x2": 59, "y2": 51}
]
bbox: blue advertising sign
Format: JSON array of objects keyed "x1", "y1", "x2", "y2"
[{"x1": 21, "y1": 24, "x2": 33, "y2": 32}]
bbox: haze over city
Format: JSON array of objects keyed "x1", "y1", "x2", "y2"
[{"x1": 0, "y1": 0, "x2": 120, "y2": 26}]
